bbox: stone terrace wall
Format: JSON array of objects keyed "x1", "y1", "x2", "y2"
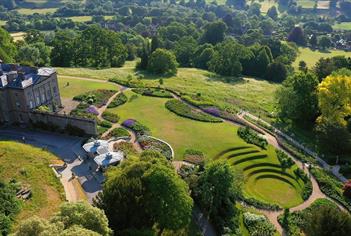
[{"x1": 28, "y1": 111, "x2": 97, "y2": 136}]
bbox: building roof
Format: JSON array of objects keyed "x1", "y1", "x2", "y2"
[
  {"x1": 0, "y1": 64, "x2": 56, "y2": 90},
  {"x1": 94, "y1": 151, "x2": 124, "y2": 167},
  {"x1": 83, "y1": 140, "x2": 110, "y2": 154}
]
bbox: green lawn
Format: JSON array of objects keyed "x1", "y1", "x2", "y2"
[
  {"x1": 108, "y1": 90, "x2": 304, "y2": 207},
  {"x1": 67, "y1": 16, "x2": 92, "y2": 22},
  {"x1": 56, "y1": 61, "x2": 280, "y2": 117},
  {"x1": 333, "y1": 22, "x2": 351, "y2": 31},
  {"x1": 293, "y1": 47, "x2": 351, "y2": 69},
  {"x1": 58, "y1": 76, "x2": 119, "y2": 99},
  {"x1": 0, "y1": 141, "x2": 64, "y2": 226},
  {"x1": 297, "y1": 0, "x2": 315, "y2": 8},
  {"x1": 16, "y1": 7, "x2": 58, "y2": 15},
  {"x1": 0, "y1": 20, "x2": 6, "y2": 26},
  {"x1": 10, "y1": 32, "x2": 26, "y2": 42}
]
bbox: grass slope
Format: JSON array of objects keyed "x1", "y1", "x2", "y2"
[
  {"x1": 293, "y1": 47, "x2": 351, "y2": 69},
  {"x1": 56, "y1": 61, "x2": 280, "y2": 116},
  {"x1": 0, "y1": 141, "x2": 64, "y2": 225},
  {"x1": 58, "y1": 76, "x2": 119, "y2": 99}
]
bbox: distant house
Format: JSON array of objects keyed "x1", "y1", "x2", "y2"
[{"x1": 0, "y1": 63, "x2": 62, "y2": 124}]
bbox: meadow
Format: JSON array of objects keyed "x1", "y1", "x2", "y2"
[
  {"x1": 333, "y1": 22, "x2": 351, "y2": 31},
  {"x1": 56, "y1": 61, "x2": 280, "y2": 117},
  {"x1": 108, "y1": 90, "x2": 305, "y2": 207},
  {"x1": 0, "y1": 141, "x2": 64, "y2": 225},
  {"x1": 293, "y1": 47, "x2": 351, "y2": 69},
  {"x1": 16, "y1": 7, "x2": 58, "y2": 15}
]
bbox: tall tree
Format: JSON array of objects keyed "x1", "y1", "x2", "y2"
[
  {"x1": 147, "y1": 48, "x2": 178, "y2": 75},
  {"x1": 0, "y1": 27, "x2": 17, "y2": 63},
  {"x1": 287, "y1": 26, "x2": 306, "y2": 46},
  {"x1": 276, "y1": 72, "x2": 319, "y2": 125},
  {"x1": 201, "y1": 21, "x2": 227, "y2": 45}
]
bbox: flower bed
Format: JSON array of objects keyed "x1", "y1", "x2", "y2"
[
  {"x1": 132, "y1": 88, "x2": 173, "y2": 98},
  {"x1": 237, "y1": 127, "x2": 268, "y2": 149},
  {"x1": 98, "y1": 120, "x2": 112, "y2": 128},
  {"x1": 108, "y1": 127, "x2": 130, "y2": 139},
  {"x1": 138, "y1": 136, "x2": 173, "y2": 160},
  {"x1": 165, "y1": 99, "x2": 222, "y2": 123},
  {"x1": 102, "y1": 111, "x2": 120, "y2": 123},
  {"x1": 73, "y1": 89, "x2": 116, "y2": 108},
  {"x1": 113, "y1": 142, "x2": 137, "y2": 155},
  {"x1": 107, "y1": 93, "x2": 127, "y2": 108},
  {"x1": 183, "y1": 149, "x2": 204, "y2": 165},
  {"x1": 70, "y1": 103, "x2": 98, "y2": 120},
  {"x1": 122, "y1": 119, "x2": 150, "y2": 136},
  {"x1": 243, "y1": 212, "x2": 276, "y2": 236},
  {"x1": 181, "y1": 94, "x2": 213, "y2": 107}
]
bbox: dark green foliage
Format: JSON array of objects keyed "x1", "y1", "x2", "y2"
[
  {"x1": 165, "y1": 99, "x2": 222, "y2": 123},
  {"x1": 287, "y1": 26, "x2": 306, "y2": 46},
  {"x1": 265, "y1": 62, "x2": 288, "y2": 82},
  {"x1": 237, "y1": 127, "x2": 268, "y2": 149},
  {"x1": 241, "y1": 196, "x2": 281, "y2": 210},
  {"x1": 193, "y1": 161, "x2": 243, "y2": 234},
  {"x1": 276, "y1": 72, "x2": 319, "y2": 125},
  {"x1": 94, "y1": 155, "x2": 193, "y2": 233},
  {"x1": 314, "y1": 56, "x2": 351, "y2": 81},
  {"x1": 0, "y1": 181, "x2": 20, "y2": 235},
  {"x1": 107, "y1": 93, "x2": 128, "y2": 108},
  {"x1": 109, "y1": 127, "x2": 130, "y2": 138},
  {"x1": 276, "y1": 150, "x2": 294, "y2": 170},
  {"x1": 98, "y1": 120, "x2": 112, "y2": 129},
  {"x1": 73, "y1": 90, "x2": 116, "y2": 108},
  {"x1": 147, "y1": 48, "x2": 178, "y2": 75},
  {"x1": 310, "y1": 167, "x2": 351, "y2": 211},
  {"x1": 0, "y1": 27, "x2": 16, "y2": 62},
  {"x1": 131, "y1": 88, "x2": 173, "y2": 98},
  {"x1": 101, "y1": 111, "x2": 120, "y2": 123},
  {"x1": 201, "y1": 20, "x2": 227, "y2": 45},
  {"x1": 173, "y1": 36, "x2": 197, "y2": 67},
  {"x1": 243, "y1": 212, "x2": 276, "y2": 236}
]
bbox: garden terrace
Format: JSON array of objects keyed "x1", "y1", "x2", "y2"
[{"x1": 73, "y1": 89, "x2": 116, "y2": 108}]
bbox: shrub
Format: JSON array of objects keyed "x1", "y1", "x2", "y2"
[
  {"x1": 98, "y1": 120, "x2": 112, "y2": 128},
  {"x1": 240, "y1": 196, "x2": 281, "y2": 211},
  {"x1": 107, "y1": 93, "x2": 127, "y2": 108},
  {"x1": 132, "y1": 88, "x2": 173, "y2": 98},
  {"x1": 181, "y1": 94, "x2": 213, "y2": 107},
  {"x1": 165, "y1": 99, "x2": 222, "y2": 123},
  {"x1": 113, "y1": 142, "x2": 137, "y2": 155},
  {"x1": 276, "y1": 150, "x2": 294, "y2": 170},
  {"x1": 310, "y1": 167, "x2": 351, "y2": 211},
  {"x1": 109, "y1": 127, "x2": 130, "y2": 138},
  {"x1": 122, "y1": 119, "x2": 150, "y2": 136},
  {"x1": 147, "y1": 48, "x2": 178, "y2": 75},
  {"x1": 102, "y1": 111, "x2": 120, "y2": 123},
  {"x1": 243, "y1": 212, "x2": 276, "y2": 236},
  {"x1": 237, "y1": 127, "x2": 268, "y2": 149}
]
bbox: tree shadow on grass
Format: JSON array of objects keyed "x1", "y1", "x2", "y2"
[
  {"x1": 203, "y1": 71, "x2": 246, "y2": 85},
  {"x1": 134, "y1": 69, "x2": 175, "y2": 80}
]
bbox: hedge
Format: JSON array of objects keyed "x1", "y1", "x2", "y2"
[
  {"x1": 107, "y1": 93, "x2": 127, "y2": 108},
  {"x1": 132, "y1": 88, "x2": 173, "y2": 98},
  {"x1": 237, "y1": 127, "x2": 268, "y2": 149},
  {"x1": 165, "y1": 99, "x2": 222, "y2": 123},
  {"x1": 109, "y1": 127, "x2": 130, "y2": 138}
]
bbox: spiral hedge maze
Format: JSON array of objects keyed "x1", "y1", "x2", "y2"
[{"x1": 214, "y1": 145, "x2": 305, "y2": 208}]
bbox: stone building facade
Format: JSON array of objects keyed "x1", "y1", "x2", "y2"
[{"x1": 0, "y1": 64, "x2": 62, "y2": 124}]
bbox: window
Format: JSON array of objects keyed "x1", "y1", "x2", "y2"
[
  {"x1": 41, "y1": 93, "x2": 46, "y2": 102},
  {"x1": 36, "y1": 96, "x2": 40, "y2": 105},
  {"x1": 29, "y1": 100, "x2": 34, "y2": 109}
]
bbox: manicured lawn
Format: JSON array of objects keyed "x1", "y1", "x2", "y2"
[
  {"x1": 56, "y1": 61, "x2": 280, "y2": 116},
  {"x1": 0, "y1": 141, "x2": 64, "y2": 225},
  {"x1": 108, "y1": 90, "x2": 244, "y2": 160},
  {"x1": 108, "y1": 91, "x2": 304, "y2": 207},
  {"x1": 16, "y1": 7, "x2": 58, "y2": 15},
  {"x1": 58, "y1": 76, "x2": 119, "y2": 99},
  {"x1": 333, "y1": 22, "x2": 351, "y2": 31},
  {"x1": 293, "y1": 47, "x2": 351, "y2": 69}
]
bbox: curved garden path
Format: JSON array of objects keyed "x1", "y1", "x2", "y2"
[{"x1": 62, "y1": 75, "x2": 348, "y2": 236}]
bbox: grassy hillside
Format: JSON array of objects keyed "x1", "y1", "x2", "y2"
[
  {"x1": 56, "y1": 61, "x2": 280, "y2": 116},
  {"x1": 0, "y1": 141, "x2": 64, "y2": 225},
  {"x1": 293, "y1": 47, "x2": 351, "y2": 69}
]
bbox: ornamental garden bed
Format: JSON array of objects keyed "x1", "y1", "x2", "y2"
[
  {"x1": 165, "y1": 99, "x2": 222, "y2": 123},
  {"x1": 132, "y1": 88, "x2": 173, "y2": 98},
  {"x1": 102, "y1": 111, "x2": 120, "y2": 123},
  {"x1": 105, "y1": 127, "x2": 131, "y2": 140},
  {"x1": 122, "y1": 119, "x2": 150, "y2": 137},
  {"x1": 237, "y1": 126, "x2": 268, "y2": 149},
  {"x1": 138, "y1": 135, "x2": 173, "y2": 160},
  {"x1": 183, "y1": 149, "x2": 204, "y2": 166},
  {"x1": 107, "y1": 93, "x2": 127, "y2": 108},
  {"x1": 73, "y1": 89, "x2": 116, "y2": 108}
]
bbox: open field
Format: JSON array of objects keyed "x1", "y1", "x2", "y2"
[
  {"x1": 16, "y1": 7, "x2": 58, "y2": 15},
  {"x1": 293, "y1": 47, "x2": 351, "y2": 69},
  {"x1": 0, "y1": 141, "x2": 64, "y2": 225},
  {"x1": 297, "y1": 0, "x2": 316, "y2": 8},
  {"x1": 108, "y1": 90, "x2": 305, "y2": 207},
  {"x1": 0, "y1": 20, "x2": 6, "y2": 26},
  {"x1": 58, "y1": 76, "x2": 119, "y2": 99},
  {"x1": 56, "y1": 61, "x2": 280, "y2": 116},
  {"x1": 333, "y1": 22, "x2": 351, "y2": 31},
  {"x1": 10, "y1": 32, "x2": 26, "y2": 42}
]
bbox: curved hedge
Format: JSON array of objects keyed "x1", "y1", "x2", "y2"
[
  {"x1": 165, "y1": 99, "x2": 222, "y2": 123},
  {"x1": 132, "y1": 88, "x2": 173, "y2": 98}
]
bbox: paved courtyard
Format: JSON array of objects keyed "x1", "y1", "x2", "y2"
[{"x1": 0, "y1": 127, "x2": 104, "y2": 202}]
